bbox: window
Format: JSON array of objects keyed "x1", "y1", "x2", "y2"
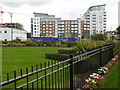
[
  {"x1": 5, "y1": 39, "x2": 7, "y2": 41},
  {"x1": 5, "y1": 31, "x2": 7, "y2": 33}
]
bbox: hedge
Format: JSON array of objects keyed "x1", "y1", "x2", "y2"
[
  {"x1": 45, "y1": 53, "x2": 69, "y2": 61},
  {"x1": 58, "y1": 48, "x2": 76, "y2": 54}
]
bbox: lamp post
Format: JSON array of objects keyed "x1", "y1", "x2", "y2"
[{"x1": 9, "y1": 12, "x2": 13, "y2": 40}]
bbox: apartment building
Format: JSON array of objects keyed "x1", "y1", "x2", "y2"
[
  {"x1": 84, "y1": 4, "x2": 107, "y2": 39},
  {"x1": 31, "y1": 13, "x2": 84, "y2": 38},
  {"x1": 57, "y1": 19, "x2": 82, "y2": 38},
  {"x1": 31, "y1": 13, "x2": 61, "y2": 37},
  {"x1": 31, "y1": 5, "x2": 106, "y2": 39}
]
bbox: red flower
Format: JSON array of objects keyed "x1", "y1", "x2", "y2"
[
  {"x1": 99, "y1": 77, "x2": 103, "y2": 81},
  {"x1": 104, "y1": 66, "x2": 108, "y2": 68},
  {"x1": 114, "y1": 55, "x2": 119, "y2": 58},
  {"x1": 86, "y1": 82, "x2": 91, "y2": 85}
]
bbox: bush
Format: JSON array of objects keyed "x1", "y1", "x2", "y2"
[
  {"x1": 45, "y1": 53, "x2": 69, "y2": 61},
  {"x1": 114, "y1": 43, "x2": 120, "y2": 56},
  {"x1": 58, "y1": 48, "x2": 77, "y2": 54},
  {"x1": 74, "y1": 40, "x2": 97, "y2": 52},
  {"x1": 33, "y1": 40, "x2": 43, "y2": 46},
  {"x1": 68, "y1": 41, "x2": 76, "y2": 47},
  {"x1": 91, "y1": 34, "x2": 107, "y2": 41},
  {"x1": 25, "y1": 40, "x2": 34, "y2": 46},
  {"x1": 55, "y1": 41, "x2": 62, "y2": 47}
]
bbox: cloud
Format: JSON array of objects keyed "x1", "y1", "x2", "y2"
[{"x1": 3, "y1": 0, "x2": 54, "y2": 7}]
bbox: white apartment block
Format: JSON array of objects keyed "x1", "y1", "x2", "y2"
[
  {"x1": 0, "y1": 28, "x2": 27, "y2": 41},
  {"x1": 84, "y1": 4, "x2": 107, "y2": 39}
]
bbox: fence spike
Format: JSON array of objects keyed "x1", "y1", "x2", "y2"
[
  {"x1": 20, "y1": 69, "x2": 22, "y2": 76},
  {"x1": 31, "y1": 66, "x2": 33, "y2": 72},
  {"x1": 40, "y1": 63, "x2": 42, "y2": 69},
  {"x1": 36, "y1": 65, "x2": 38, "y2": 70},
  {"x1": 6, "y1": 73, "x2": 9, "y2": 81}
]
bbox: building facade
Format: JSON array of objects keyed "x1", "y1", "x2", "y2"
[
  {"x1": 118, "y1": 1, "x2": 120, "y2": 26},
  {"x1": 31, "y1": 13, "x2": 84, "y2": 38},
  {"x1": 31, "y1": 13, "x2": 61, "y2": 37},
  {"x1": 0, "y1": 23, "x2": 27, "y2": 41},
  {"x1": 57, "y1": 19, "x2": 82, "y2": 38},
  {"x1": 0, "y1": 28, "x2": 27, "y2": 41},
  {"x1": 83, "y1": 4, "x2": 107, "y2": 39}
]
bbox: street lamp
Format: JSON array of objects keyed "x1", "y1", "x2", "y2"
[{"x1": 9, "y1": 12, "x2": 13, "y2": 40}]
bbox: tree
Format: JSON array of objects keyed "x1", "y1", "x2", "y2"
[
  {"x1": 116, "y1": 26, "x2": 120, "y2": 34},
  {"x1": 27, "y1": 33, "x2": 32, "y2": 37},
  {"x1": 91, "y1": 34, "x2": 107, "y2": 41}
]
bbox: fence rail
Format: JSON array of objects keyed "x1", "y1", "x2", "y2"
[{"x1": 1, "y1": 44, "x2": 114, "y2": 89}]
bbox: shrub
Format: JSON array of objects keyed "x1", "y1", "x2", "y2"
[
  {"x1": 91, "y1": 34, "x2": 107, "y2": 41},
  {"x1": 74, "y1": 40, "x2": 97, "y2": 53},
  {"x1": 58, "y1": 48, "x2": 77, "y2": 54},
  {"x1": 25, "y1": 40, "x2": 34, "y2": 46},
  {"x1": 16, "y1": 43, "x2": 25, "y2": 47},
  {"x1": 114, "y1": 42, "x2": 120, "y2": 56},
  {"x1": 45, "y1": 53, "x2": 69, "y2": 61},
  {"x1": 33, "y1": 40, "x2": 43, "y2": 46},
  {"x1": 55, "y1": 41, "x2": 62, "y2": 47},
  {"x1": 68, "y1": 41, "x2": 76, "y2": 47}
]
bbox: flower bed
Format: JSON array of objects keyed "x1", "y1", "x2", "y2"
[{"x1": 82, "y1": 55, "x2": 119, "y2": 89}]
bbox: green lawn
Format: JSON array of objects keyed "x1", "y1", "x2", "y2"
[
  {"x1": 2, "y1": 47, "x2": 58, "y2": 82},
  {"x1": 102, "y1": 61, "x2": 119, "y2": 88},
  {"x1": 0, "y1": 46, "x2": 2, "y2": 82}
]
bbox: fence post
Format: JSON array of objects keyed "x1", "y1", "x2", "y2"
[
  {"x1": 69, "y1": 54, "x2": 73, "y2": 90},
  {"x1": 109, "y1": 44, "x2": 113, "y2": 61},
  {"x1": 99, "y1": 46, "x2": 102, "y2": 67}
]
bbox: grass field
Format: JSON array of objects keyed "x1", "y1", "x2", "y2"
[
  {"x1": 2, "y1": 47, "x2": 58, "y2": 82},
  {"x1": 102, "y1": 61, "x2": 119, "y2": 88}
]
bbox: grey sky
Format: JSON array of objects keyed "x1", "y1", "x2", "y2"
[{"x1": 1, "y1": 0, "x2": 119, "y2": 32}]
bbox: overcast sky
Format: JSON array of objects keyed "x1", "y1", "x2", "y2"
[{"x1": 1, "y1": 0, "x2": 119, "y2": 32}]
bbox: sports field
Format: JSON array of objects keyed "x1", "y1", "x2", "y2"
[{"x1": 2, "y1": 47, "x2": 58, "y2": 82}]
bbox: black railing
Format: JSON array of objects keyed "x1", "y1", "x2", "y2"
[{"x1": 1, "y1": 44, "x2": 114, "y2": 89}]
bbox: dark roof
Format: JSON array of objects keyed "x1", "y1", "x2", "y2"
[{"x1": 89, "y1": 4, "x2": 106, "y2": 9}]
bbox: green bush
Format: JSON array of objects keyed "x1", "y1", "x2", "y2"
[
  {"x1": 33, "y1": 40, "x2": 43, "y2": 46},
  {"x1": 55, "y1": 41, "x2": 62, "y2": 47},
  {"x1": 16, "y1": 43, "x2": 25, "y2": 46},
  {"x1": 45, "y1": 53, "x2": 69, "y2": 61},
  {"x1": 114, "y1": 43, "x2": 120, "y2": 55},
  {"x1": 74, "y1": 40, "x2": 97, "y2": 52},
  {"x1": 91, "y1": 34, "x2": 107, "y2": 41},
  {"x1": 58, "y1": 48, "x2": 77, "y2": 54},
  {"x1": 25, "y1": 40, "x2": 34, "y2": 46}
]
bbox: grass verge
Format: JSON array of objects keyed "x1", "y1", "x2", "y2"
[{"x1": 102, "y1": 61, "x2": 119, "y2": 88}]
